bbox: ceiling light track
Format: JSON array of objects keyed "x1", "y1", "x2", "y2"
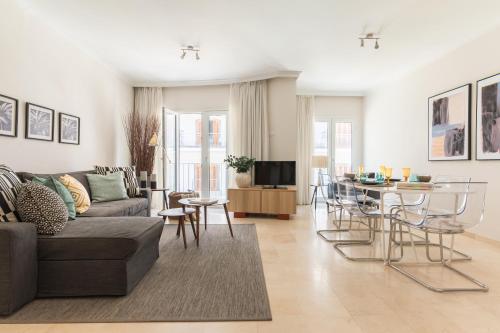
[
  {"x1": 359, "y1": 33, "x2": 380, "y2": 49},
  {"x1": 180, "y1": 45, "x2": 200, "y2": 60}
]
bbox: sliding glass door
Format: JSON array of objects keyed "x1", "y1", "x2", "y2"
[{"x1": 163, "y1": 109, "x2": 227, "y2": 198}]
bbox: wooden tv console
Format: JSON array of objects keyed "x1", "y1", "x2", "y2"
[{"x1": 227, "y1": 186, "x2": 296, "y2": 220}]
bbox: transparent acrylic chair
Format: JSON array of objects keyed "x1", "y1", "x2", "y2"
[
  {"x1": 316, "y1": 174, "x2": 371, "y2": 243},
  {"x1": 332, "y1": 177, "x2": 391, "y2": 261},
  {"x1": 387, "y1": 181, "x2": 488, "y2": 292}
]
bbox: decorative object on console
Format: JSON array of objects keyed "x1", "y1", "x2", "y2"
[
  {"x1": 25, "y1": 102, "x2": 55, "y2": 141},
  {"x1": 123, "y1": 87, "x2": 161, "y2": 176},
  {"x1": 16, "y1": 182, "x2": 68, "y2": 235},
  {"x1": 0, "y1": 165, "x2": 23, "y2": 222},
  {"x1": 224, "y1": 154, "x2": 256, "y2": 188},
  {"x1": 58, "y1": 112, "x2": 80, "y2": 145},
  {"x1": 140, "y1": 170, "x2": 148, "y2": 188},
  {"x1": 428, "y1": 84, "x2": 471, "y2": 161},
  {"x1": 95, "y1": 165, "x2": 140, "y2": 197},
  {"x1": 0, "y1": 94, "x2": 18, "y2": 137},
  {"x1": 476, "y1": 73, "x2": 500, "y2": 160},
  {"x1": 150, "y1": 173, "x2": 157, "y2": 189},
  {"x1": 86, "y1": 172, "x2": 129, "y2": 203},
  {"x1": 32, "y1": 176, "x2": 76, "y2": 219},
  {"x1": 59, "y1": 174, "x2": 91, "y2": 214}
]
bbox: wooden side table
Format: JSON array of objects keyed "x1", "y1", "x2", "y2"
[{"x1": 141, "y1": 188, "x2": 170, "y2": 209}]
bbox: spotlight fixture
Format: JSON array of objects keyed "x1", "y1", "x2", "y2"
[
  {"x1": 180, "y1": 45, "x2": 200, "y2": 60},
  {"x1": 359, "y1": 33, "x2": 380, "y2": 49}
]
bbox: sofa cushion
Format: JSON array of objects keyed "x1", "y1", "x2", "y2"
[
  {"x1": 0, "y1": 165, "x2": 23, "y2": 222},
  {"x1": 59, "y1": 174, "x2": 91, "y2": 214},
  {"x1": 78, "y1": 197, "x2": 148, "y2": 217},
  {"x1": 86, "y1": 172, "x2": 128, "y2": 203},
  {"x1": 95, "y1": 165, "x2": 140, "y2": 197},
  {"x1": 16, "y1": 182, "x2": 69, "y2": 235},
  {"x1": 32, "y1": 176, "x2": 76, "y2": 220},
  {"x1": 37, "y1": 217, "x2": 164, "y2": 261},
  {"x1": 17, "y1": 170, "x2": 95, "y2": 199}
]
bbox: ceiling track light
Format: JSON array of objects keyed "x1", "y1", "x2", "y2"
[
  {"x1": 180, "y1": 45, "x2": 200, "y2": 60},
  {"x1": 359, "y1": 33, "x2": 381, "y2": 49}
]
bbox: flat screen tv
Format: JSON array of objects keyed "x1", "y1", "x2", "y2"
[{"x1": 254, "y1": 161, "x2": 296, "y2": 187}]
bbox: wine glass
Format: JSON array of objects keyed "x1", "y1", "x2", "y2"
[
  {"x1": 385, "y1": 167, "x2": 393, "y2": 184},
  {"x1": 402, "y1": 168, "x2": 411, "y2": 182}
]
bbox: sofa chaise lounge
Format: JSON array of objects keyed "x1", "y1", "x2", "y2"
[{"x1": 0, "y1": 170, "x2": 164, "y2": 315}]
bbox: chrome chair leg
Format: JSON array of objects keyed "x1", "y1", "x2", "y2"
[
  {"x1": 317, "y1": 209, "x2": 371, "y2": 243},
  {"x1": 388, "y1": 221, "x2": 488, "y2": 293},
  {"x1": 333, "y1": 218, "x2": 399, "y2": 262}
]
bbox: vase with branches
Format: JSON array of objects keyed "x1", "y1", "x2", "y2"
[{"x1": 123, "y1": 108, "x2": 160, "y2": 176}]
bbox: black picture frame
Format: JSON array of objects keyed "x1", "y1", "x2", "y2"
[
  {"x1": 427, "y1": 83, "x2": 471, "y2": 161},
  {"x1": 0, "y1": 94, "x2": 19, "y2": 138},
  {"x1": 476, "y1": 73, "x2": 500, "y2": 160},
  {"x1": 58, "y1": 112, "x2": 80, "y2": 145},
  {"x1": 25, "y1": 102, "x2": 55, "y2": 142}
]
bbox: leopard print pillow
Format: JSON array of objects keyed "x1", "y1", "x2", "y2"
[{"x1": 16, "y1": 182, "x2": 69, "y2": 235}]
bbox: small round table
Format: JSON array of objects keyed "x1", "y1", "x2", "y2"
[{"x1": 177, "y1": 198, "x2": 234, "y2": 246}]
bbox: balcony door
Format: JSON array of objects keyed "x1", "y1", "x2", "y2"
[
  {"x1": 163, "y1": 109, "x2": 227, "y2": 198},
  {"x1": 313, "y1": 118, "x2": 353, "y2": 178}
]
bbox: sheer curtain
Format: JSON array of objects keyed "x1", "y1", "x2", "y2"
[
  {"x1": 296, "y1": 95, "x2": 314, "y2": 205},
  {"x1": 228, "y1": 80, "x2": 269, "y2": 159}
]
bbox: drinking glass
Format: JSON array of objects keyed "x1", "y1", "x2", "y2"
[
  {"x1": 402, "y1": 168, "x2": 411, "y2": 182},
  {"x1": 358, "y1": 165, "x2": 364, "y2": 178},
  {"x1": 385, "y1": 167, "x2": 393, "y2": 184}
]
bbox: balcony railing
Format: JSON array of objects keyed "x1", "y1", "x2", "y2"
[{"x1": 177, "y1": 162, "x2": 227, "y2": 199}]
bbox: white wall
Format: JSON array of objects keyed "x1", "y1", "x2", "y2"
[
  {"x1": 0, "y1": 1, "x2": 133, "y2": 173},
  {"x1": 315, "y1": 96, "x2": 364, "y2": 170},
  {"x1": 268, "y1": 77, "x2": 297, "y2": 161},
  {"x1": 364, "y1": 25, "x2": 500, "y2": 240}
]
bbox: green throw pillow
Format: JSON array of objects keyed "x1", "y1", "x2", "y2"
[
  {"x1": 86, "y1": 172, "x2": 129, "y2": 203},
  {"x1": 32, "y1": 176, "x2": 76, "y2": 220}
]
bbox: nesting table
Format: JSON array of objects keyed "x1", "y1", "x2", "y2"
[{"x1": 177, "y1": 198, "x2": 234, "y2": 246}]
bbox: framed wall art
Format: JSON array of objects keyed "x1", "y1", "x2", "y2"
[{"x1": 428, "y1": 84, "x2": 471, "y2": 161}]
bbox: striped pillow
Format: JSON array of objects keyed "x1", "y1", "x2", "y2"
[
  {"x1": 59, "y1": 174, "x2": 91, "y2": 214},
  {"x1": 94, "y1": 166, "x2": 140, "y2": 197},
  {"x1": 0, "y1": 165, "x2": 22, "y2": 222}
]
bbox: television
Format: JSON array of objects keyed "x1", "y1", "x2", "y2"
[{"x1": 254, "y1": 161, "x2": 296, "y2": 188}]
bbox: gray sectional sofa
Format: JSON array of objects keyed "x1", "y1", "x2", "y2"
[{"x1": 0, "y1": 170, "x2": 164, "y2": 315}]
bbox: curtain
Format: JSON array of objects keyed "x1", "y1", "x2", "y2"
[
  {"x1": 296, "y1": 95, "x2": 314, "y2": 205},
  {"x1": 228, "y1": 80, "x2": 269, "y2": 160}
]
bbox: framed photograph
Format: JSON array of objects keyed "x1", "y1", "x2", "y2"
[
  {"x1": 476, "y1": 73, "x2": 500, "y2": 160},
  {"x1": 428, "y1": 84, "x2": 471, "y2": 161},
  {"x1": 59, "y1": 113, "x2": 80, "y2": 145},
  {"x1": 25, "y1": 103, "x2": 55, "y2": 141},
  {"x1": 0, "y1": 94, "x2": 18, "y2": 137}
]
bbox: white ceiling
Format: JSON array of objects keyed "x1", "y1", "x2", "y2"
[{"x1": 18, "y1": 0, "x2": 500, "y2": 94}]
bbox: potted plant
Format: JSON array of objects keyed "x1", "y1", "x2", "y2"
[{"x1": 224, "y1": 154, "x2": 255, "y2": 188}]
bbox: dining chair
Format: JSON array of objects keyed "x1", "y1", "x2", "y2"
[
  {"x1": 331, "y1": 177, "x2": 394, "y2": 261},
  {"x1": 389, "y1": 175, "x2": 472, "y2": 263},
  {"x1": 387, "y1": 181, "x2": 488, "y2": 292}
]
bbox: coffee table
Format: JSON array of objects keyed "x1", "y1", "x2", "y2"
[{"x1": 178, "y1": 198, "x2": 234, "y2": 246}]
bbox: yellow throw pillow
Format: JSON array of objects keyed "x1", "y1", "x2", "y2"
[{"x1": 59, "y1": 174, "x2": 91, "y2": 214}]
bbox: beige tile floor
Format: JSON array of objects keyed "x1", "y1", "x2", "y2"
[{"x1": 2, "y1": 205, "x2": 500, "y2": 333}]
